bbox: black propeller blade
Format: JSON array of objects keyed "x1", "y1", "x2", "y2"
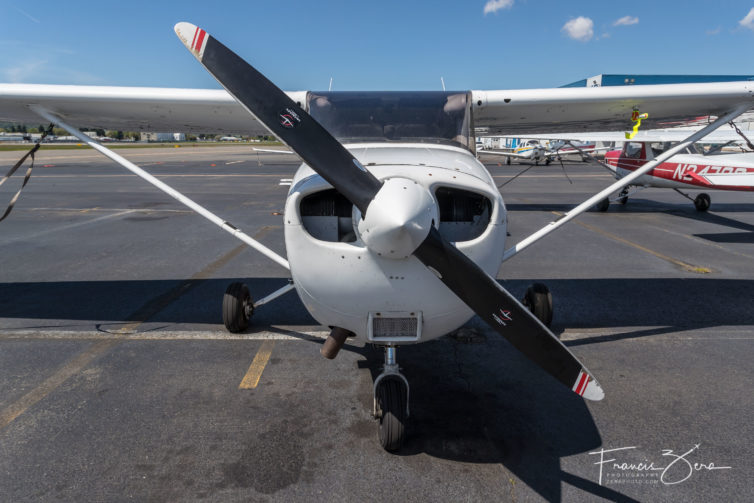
[
  {"x1": 174, "y1": 23, "x2": 381, "y2": 215},
  {"x1": 175, "y1": 22, "x2": 603, "y2": 401}
]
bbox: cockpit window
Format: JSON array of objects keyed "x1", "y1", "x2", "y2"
[
  {"x1": 307, "y1": 91, "x2": 472, "y2": 150},
  {"x1": 624, "y1": 142, "x2": 644, "y2": 159}
]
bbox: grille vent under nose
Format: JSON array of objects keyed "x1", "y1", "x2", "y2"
[{"x1": 367, "y1": 312, "x2": 422, "y2": 342}]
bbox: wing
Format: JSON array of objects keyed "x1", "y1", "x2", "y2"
[
  {"x1": 472, "y1": 83, "x2": 754, "y2": 135},
  {"x1": 544, "y1": 147, "x2": 611, "y2": 157},
  {"x1": 477, "y1": 150, "x2": 529, "y2": 158},
  {"x1": 0, "y1": 83, "x2": 306, "y2": 135}
]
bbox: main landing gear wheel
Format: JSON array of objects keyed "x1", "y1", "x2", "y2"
[
  {"x1": 222, "y1": 282, "x2": 253, "y2": 333},
  {"x1": 694, "y1": 193, "x2": 711, "y2": 212},
  {"x1": 595, "y1": 198, "x2": 610, "y2": 212},
  {"x1": 505, "y1": 157, "x2": 511, "y2": 165},
  {"x1": 376, "y1": 377, "x2": 407, "y2": 452},
  {"x1": 523, "y1": 283, "x2": 553, "y2": 329},
  {"x1": 545, "y1": 158, "x2": 552, "y2": 165}
]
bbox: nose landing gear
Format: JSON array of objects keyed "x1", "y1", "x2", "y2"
[{"x1": 373, "y1": 346, "x2": 409, "y2": 451}]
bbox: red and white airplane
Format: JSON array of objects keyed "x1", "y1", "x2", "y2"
[
  {"x1": 527, "y1": 129, "x2": 754, "y2": 211},
  {"x1": 1, "y1": 22, "x2": 753, "y2": 450},
  {"x1": 600, "y1": 140, "x2": 754, "y2": 211}
]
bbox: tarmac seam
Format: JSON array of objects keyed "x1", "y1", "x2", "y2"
[
  {"x1": 0, "y1": 339, "x2": 119, "y2": 431},
  {"x1": 111, "y1": 225, "x2": 281, "y2": 335},
  {"x1": 553, "y1": 211, "x2": 713, "y2": 274}
]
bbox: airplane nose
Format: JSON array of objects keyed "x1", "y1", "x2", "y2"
[{"x1": 356, "y1": 177, "x2": 437, "y2": 259}]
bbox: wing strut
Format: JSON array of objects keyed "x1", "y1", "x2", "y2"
[
  {"x1": 31, "y1": 105, "x2": 290, "y2": 271},
  {"x1": 501, "y1": 104, "x2": 751, "y2": 263}
]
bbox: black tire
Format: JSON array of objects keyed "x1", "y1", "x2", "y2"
[
  {"x1": 618, "y1": 196, "x2": 628, "y2": 205},
  {"x1": 377, "y1": 378, "x2": 407, "y2": 452},
  {"x1": 505, "y1": 157, "x2": 511, "y2": 165},
  {"x1": 223, "y1": 282, "x2": 252, "y2": 333},
  {"x1": 694, "y1": 193, "x2": 711, "y2": 212},
  {"x1": 523, "y1": 283, "x2": 553, "y2": 329},
  {"x1": 545, "y1": 158, "x2": 551, "y2": 165},
  {"x1": 595, "y1": 198, "x2": 610, "y2": 212}
]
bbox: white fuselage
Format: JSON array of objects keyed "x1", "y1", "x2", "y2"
[{"x1": 283, "y1": 143, "x2": 507, "y2": 344}]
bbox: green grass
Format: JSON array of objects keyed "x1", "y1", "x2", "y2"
[{"x1": 0, "y1": 141, "x2": 282, "y2": 152}]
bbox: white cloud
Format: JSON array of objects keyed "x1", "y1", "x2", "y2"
[
  {"x1": 740, "y1": 7, "x2": 754, "y2": 30},
  {"x1": 483, "y1": 0, "x2": 514, "y2": 15},
  {"x1": 562, "y1": 17, "x2": 594, "y2": 42},
  {"x1": 613, "y1": 15, "x2": 639, "y2": 26}
]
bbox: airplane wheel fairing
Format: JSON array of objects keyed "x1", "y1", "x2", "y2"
[
  {"x1": 523, "y1": 283, "x2": 553, "y2": 329},
  {"x1": 223, "y1": 282, "x2": 252, "y2": 333},
  {"x1": 377, "y1": 377, "x2": 407, "y2": 451},
  {"x1": 694, "y1": 193, "x2": 711, "y2": 212},
  {"x1": 595, "y1": 198, "x2": 609, "y2": 212}
]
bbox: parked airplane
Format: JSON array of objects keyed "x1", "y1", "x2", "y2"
[
  {"x1": 1, "y1": 22, "x2": 752, "y2": 450},
  {"x1": 479, "y1": 138, "x2": 609, "y2": 165},
  {"x1": 600, "y1": 141, "x2": 754, "y2": 211},
  {"x1": 523, "y1": 130, "x2": 754, "y2": 211}
]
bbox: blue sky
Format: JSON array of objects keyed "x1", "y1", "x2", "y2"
[{"x1": 1, "y1": 1, "x2": 753, "y2": 91}]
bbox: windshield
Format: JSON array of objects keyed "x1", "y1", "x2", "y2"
[{"x1": 307, "y1": 91, "x2": 472, "y2": 150}]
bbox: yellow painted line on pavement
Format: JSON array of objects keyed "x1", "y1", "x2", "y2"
[
  {"x1": 554, "y1": 211, "x2": 713, "y2": 274},
  {"x1": 239, "y1": 340, "x2": 275, "y2": 389},
  {"x1": 0, "y1": 339, "x2": 119, "y2": 431}
]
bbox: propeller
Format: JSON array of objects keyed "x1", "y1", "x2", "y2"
[{"x1": 175, "y1": 22, "x2": 603, "y2": 401}]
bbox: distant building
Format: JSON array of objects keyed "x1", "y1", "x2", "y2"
[{"x1": 140, "y1": 132, "x2": 186, "y2": 142}]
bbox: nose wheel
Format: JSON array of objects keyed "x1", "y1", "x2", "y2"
[{"x1": 373, "y1": 347, "x2": 409, "y2": 451}]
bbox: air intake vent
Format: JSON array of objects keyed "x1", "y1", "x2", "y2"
[{"x1": 367, "y1": 311, "x2": 422, "y2": 342}]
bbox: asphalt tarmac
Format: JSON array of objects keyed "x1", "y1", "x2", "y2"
[{"x1": 0, "y1": 145, "x2": 752, "y2": 502}]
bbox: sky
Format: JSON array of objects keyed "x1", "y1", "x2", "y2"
[{"x1": 1, "y1": 1, "x2": 753, "y2": 91}]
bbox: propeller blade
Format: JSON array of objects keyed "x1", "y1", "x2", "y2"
[
  {"x1": 174, "y1": 22, "x2": 382, "y2": 214},
  {"x1": 414, "y1": 228, "x2": 604, "y2": 401},
  {"x1": 175, "y1": 22, "x2": 603, "y2": 401}
]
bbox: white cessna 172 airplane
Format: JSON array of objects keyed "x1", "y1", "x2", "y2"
[{"x1": 1, "y1": 22, "x2": 753, "y2": 451}]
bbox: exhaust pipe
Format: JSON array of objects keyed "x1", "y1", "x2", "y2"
[{"x1": 321, "y1": 327, "x2": 354, "y2": 359}]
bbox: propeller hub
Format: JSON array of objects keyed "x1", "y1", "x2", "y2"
[{"x1": 355, "y1": 177, "x2": 437, "y2": 259}]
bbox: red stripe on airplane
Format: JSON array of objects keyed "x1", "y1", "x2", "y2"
[
  {"x1": 191, "y1": 27, "x2": 199, "y2": 51},
  {"x1": 575, "y1": 372, "x2": 588, "y2": 395},
  {"x1": 194, "y1": 29, "x2": 206, "y2": 53}
]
